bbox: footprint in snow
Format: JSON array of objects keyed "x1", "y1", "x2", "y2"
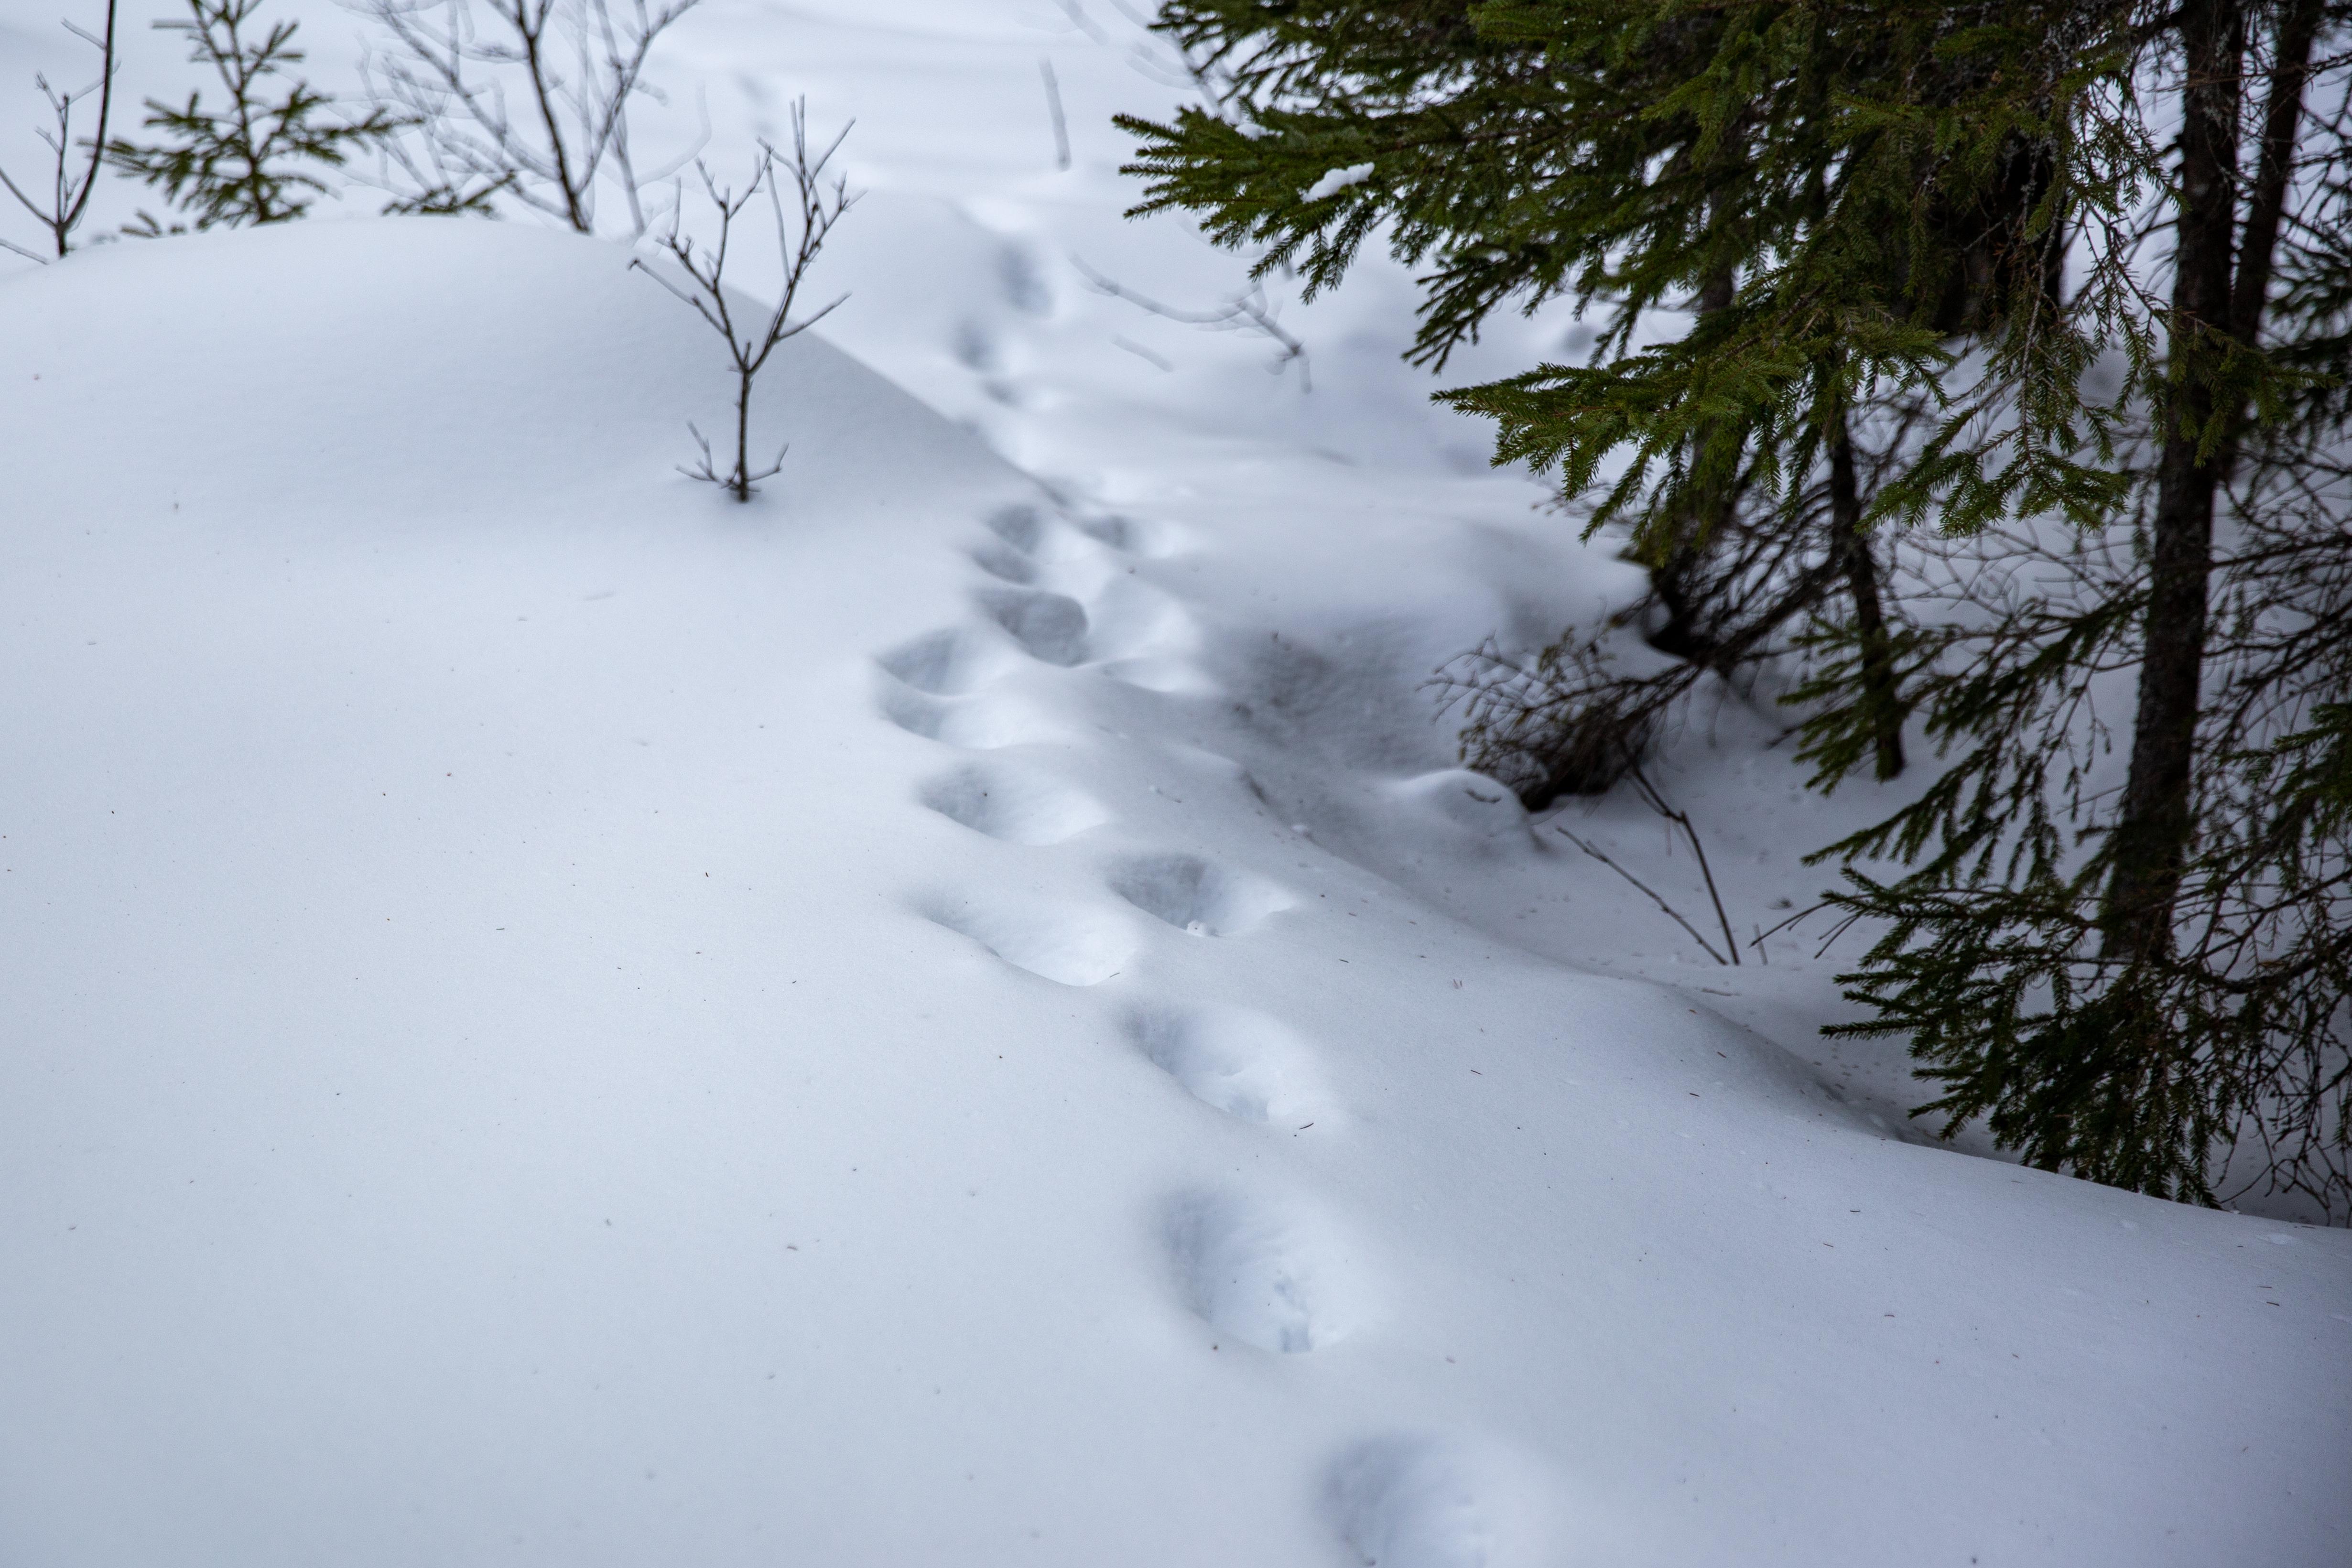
[
  {"x1": 923, "y1": 896, "x2": 1132, "y2": 987},
  {"x1": 1164, "y1": 1190, "x2": 1351, "y2": 1353},
  {"x1": 878, "y1": 685, "x2": 1070, "y2": 750},
  {"x1": 997, "y1": 243, "x2": 1051, "y2": 316},
  {"x1": 1126, "y1": 1004, "x2": 1328, "y2": 1125},
  {"x1": 1110, "y1": 853, "x2": 1291, "y2": 937},
  {"x1": 982, "y1": 501, "x2": 1102, "y2": 565},
  {"x1": 984, "y1": 502, "x2": 1051, "y2": 555},
  {"x1": 969, "y1": 539, "x2": 1040, "y2": 585},
  {"x1": 1324, "y1": 1436, "x2": 1526, "y2": 1568},
  {"x1": 978, "y1": 586, "x2": 1091, "y2": 667},
  {"x1": 920, "y1": 761, "x2": 1109, "y2": 845},
  {"x1": 877, "y1": 627, "x2": 1018, "y2": 696},
  {"x1": 874, "y1": 631, "x2": 1068, "y2": 749},
  {"x1": 1073, "y1": 510, "x2": 1183, "y2": 559}
]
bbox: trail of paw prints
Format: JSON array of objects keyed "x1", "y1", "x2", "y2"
[
  {"x1": 885, "y1": 499, "x2": 1242, "y2": 989},
  {"x1": 875, "y1": 500, "x2": 1211, "y2": 755},
  {"x1": 977, "y1": 502, "x2": 1217, "y2": 693},
  {"x1": 883, "y1": 501, "x2": 1531, "y2": 1556},
  {"x1": 884, "y1": 501, "x2": 1152, "y2": 983}
]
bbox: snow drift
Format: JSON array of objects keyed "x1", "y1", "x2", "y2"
[{"x1": 1, "y1": 217, "x2": 2345, "y2": 1568}]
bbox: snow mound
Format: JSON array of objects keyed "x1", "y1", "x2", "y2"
[{"x1": 2, "y1": 215, "x2": 2346, "y2": 1568}]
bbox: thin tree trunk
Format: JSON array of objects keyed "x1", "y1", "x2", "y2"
[
  {"x1": 735, "y1": 363, "x2": 755, "y2": 501},
  {"x1": 60, "y1": 0, "x2": 118, "y2": 253},
  {"x1": 514, "y1": 3, "x2": 587, "y2": 233},
  {"x1": 1827, "y1": 396, "x2": 1905, "y2": 779},
  {"x1": 2101, "y1": 0, "x2": 2248, "y2": 961},
  {"x1": 2229, "y1": 0, "x2": 2323, "y2": 356},
  {"x1": 1646, "y1": 264, "x2": 1740, "y2": 664}
]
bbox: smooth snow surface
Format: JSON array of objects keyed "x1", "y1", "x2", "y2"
[{"x1": 3, "y1": 5, "x2": 2349, "y2": 1566}]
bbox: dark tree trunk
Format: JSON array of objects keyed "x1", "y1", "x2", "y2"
[
  {"x1": 1828, "y1": 398, "x2": 1906, "y2": 779},
  {"x1": 2101, "y1": 0, "x2": 2250, "y2": 961},
  {"x1": 1645, "y1": 263, "x2": 1740, "y2": 665}
]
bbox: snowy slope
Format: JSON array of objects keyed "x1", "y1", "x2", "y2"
[
  {"x1": 2, "y1": 214, "x2": 2345, "y2": 1568},
  {"x1": 2, "y1": 0, "x2": 2349, "y2": 1562}
]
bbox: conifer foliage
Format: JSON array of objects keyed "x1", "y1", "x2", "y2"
[
  {"x1": 107, "y1": 0, "x2": 400, "y2": 229},
  {"x1": 1121, "y1": 0, "x2": 2352, "y2": 1214}
]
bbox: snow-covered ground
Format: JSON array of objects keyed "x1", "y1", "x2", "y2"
[{"x1": 3, "y1": 4, "x2": 2348, "y2": 1565}]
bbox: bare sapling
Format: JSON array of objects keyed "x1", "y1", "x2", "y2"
[
  {"x1": 0, "y1": 0, "x2": 119, "y2": 260},
  {"x1": 356, "y1": 0, "x2": 699, "y2": 234},
  {"x1": 632, "y1": 102, "x2": 855, "y2": 502}
]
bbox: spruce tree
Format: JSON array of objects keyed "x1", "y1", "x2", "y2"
[
  {"x1": 1121, "y1": 0, "x2": 2352, "y2": 1211},
  {"x1": 1118, "y1": 2, "x2": 2063, "y2": 792},
  {"x1": 107, "y1": 0, "x2": 399, "y2": 230}
]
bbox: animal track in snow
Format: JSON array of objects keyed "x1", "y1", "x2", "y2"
[
  {"x1": 978, "y1": 588, "x2": 1090, "y2": 667},
  {"x1": 924, "y1": 897, "x2": 1132, "y2": 986},
  {"x1": 1324, "y1": 1438, "x2": 1507, "y2": 1568},
  {"x1": 877, "y1": 683, "x2": 1068, "y2": 750},
  {"x1": 969, "y1": 541, "x2": 1039, "y2": 584},
  {"x1": 1164, "y1": 1190, "x2": 1350, "y2": 1353},
  {"x1": 877, "y1": 627, "x2": 1018, "y2": 696},
  {"x1": 984, "y1": 502, "x2": 1096, "y2": 564},
  {"x1": 1109, "y1": 853, "x2": 1291, "y2": 936},
  {"x1": 997, "y1": 243, "x2": 1051, "y2": 316},
  {"x1": 921, "y1": 762, "x2": 1110, "y2": 845},
  {"x1": 1127, "y1": 1005, "x2": 1324, "y2": 1124},
  {"x1": 985, "y1": 502, "x2": 1051, "y2": 554},
  {"x1": 1073, "y1": 511, "x2": 1183, "y2": 559}
]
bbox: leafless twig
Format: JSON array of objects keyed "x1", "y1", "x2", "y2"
[
  {"x1": 1070, "y1": 253, "x2": 1308, "y2": 387},
  {"x1": 1038, "y1": 58, "x2": 1068, "y2": 171},
  {"x1": 1048, "y1": 0, "x2": 1196, "y2": 90},
  {"x1": 1626, "y1": 765, "x2": 1741, "y2": 966},
  {"x1": 1552, "y1": 765, "x2": 1743, "y2": 966},
  {"x1": 1553, "y1": 824, "x2": 1731, "y2": 965}
]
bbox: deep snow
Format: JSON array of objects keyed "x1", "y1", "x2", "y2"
[{"x1": 2, "y1": 3, "x2": 2349, "y2": 1565}]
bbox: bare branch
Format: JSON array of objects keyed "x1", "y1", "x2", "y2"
[
  {"x1": 1038, "y1": 57, "x2": 1069, "y2": 172},
  {"x1": 1553, "y1": 823, "x2": 1731, "y2": 966},
  {"x1": 0, "y1": 0, "x2": 119, "y2": 259},
  {"x1": 1070, "y1": 252, "x2": 1309, "y2": 388},
  {"x1": 1627, "y1": 764, "x2": 1741, "y2": 967},
  {"x1": 353, "y1": 0, "x2": 699, "y2": 234}
]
